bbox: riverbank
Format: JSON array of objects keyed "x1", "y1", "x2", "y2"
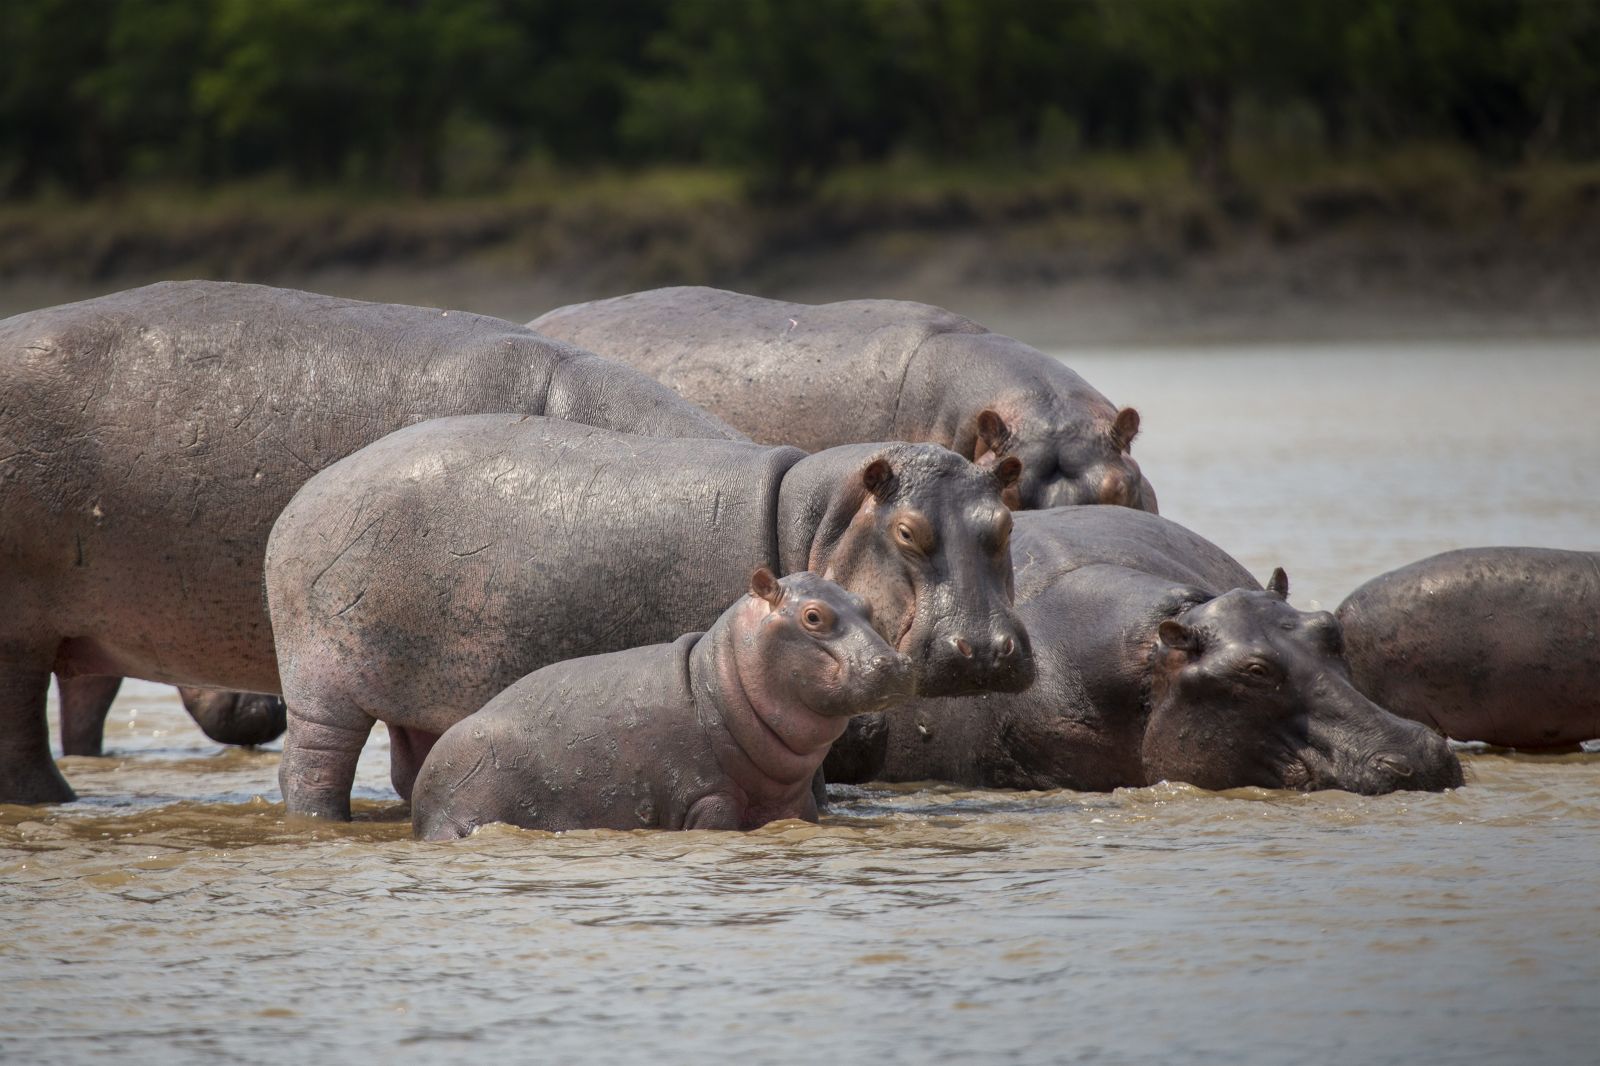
[{"x1": 5, "y1": 152, "x2": 1598, "y2": 345}]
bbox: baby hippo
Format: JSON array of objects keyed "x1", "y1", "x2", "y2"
[{"x1": 413, "y1": 570, "x2": 912, "y2": 840}]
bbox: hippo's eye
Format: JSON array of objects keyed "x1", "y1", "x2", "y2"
[
  {"x1": 800, "y1": 604, "x2": 832, "y2": 632},
  {"x1": 896, "y1": 523, "x2": 914, "y2": 545},
  {"x1": 1243, "y1": 661, "x2": 1271, "y2": 678}
]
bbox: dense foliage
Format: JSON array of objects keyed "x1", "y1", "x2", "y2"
[{"x1": 2, "y1": 0, "x2": 1596, "y2": 199}]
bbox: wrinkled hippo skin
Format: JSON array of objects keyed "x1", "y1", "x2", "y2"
[
  {"x1": 56, "y1": 677, "x2": 286, "y2": 755},
  {"x1": 414, "y1": 570, "x2": 913, "y2": 839},
  {"x1": 532, "y1": 286, "x2": 1155, "y2": 512},
  {"x1": 1338, "y1": 547, "x2": 1600, "y2": 748},
  {"x1": 267, "y1": 415, "x2": 1033, "y2": 820},
  {"x1": 826, "y1": 506, "x2": 1463, "y2": 795},
  {"x1": 0, "y1": 280, "x2": 741, "y2": 804}
]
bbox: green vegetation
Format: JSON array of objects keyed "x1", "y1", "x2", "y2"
[{"x1": 3, "y1": 0, "x2": 1597, "y2": 200}]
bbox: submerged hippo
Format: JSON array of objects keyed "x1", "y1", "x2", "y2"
[
  {"x1": 531, "y1": 286, "x2": 1155, "y2": 512},
  {"x1": 0, "y1": 280, "x2": 741, "y2": 804},
  {"x1": 414, "y1": 569, "x2": 913, "y2": 839},
  {"x1": 266, "y1": 415, "x2": 1033, "y2": 820},
  {"x1": 825, "y1": 507, "x2": 1463, "y2": 794},
  {"x1": 1338, "y1": 547, "x2": 1600, "y2": 749},
  {"x1": 56, "y1": 677, "x2": 285, "y2": 756}
]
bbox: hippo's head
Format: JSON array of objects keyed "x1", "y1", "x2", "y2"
[
  {"x1": 816, "y1": 444, "x2": 1035, "y2": 698},
  {"x1": 1139, "y1": 569, "x2": 1463, "y2": 794},
  {"x1": 972, "y1": 407, "x2": 1151, "y2": 512},
  {"x1": 739, "y1": 569, "x2": 914, "y2": 717},
  {"x1": 176, "y1": 688, "x2": 288, "y2": 747}
]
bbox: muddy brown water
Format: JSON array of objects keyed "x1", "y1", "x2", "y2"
[{"x1": 4, "y1": 338, "x2": 1598, "y2": 1065}]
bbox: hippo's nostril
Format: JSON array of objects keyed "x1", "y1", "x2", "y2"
[
  {"x1": 954, "y1": 638, "x2": 973, "y2": 658},
  {"x1": 998, "y1": 636, "x2": 1015, "y2": 658},
  {"x1": 1375, "y1": 754, "x2": 1414, "y2": 778}
]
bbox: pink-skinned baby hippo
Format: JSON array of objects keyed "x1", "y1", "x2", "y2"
[
  {"x1": 531, "y1": 286, "x2": 1155, "y2": 512},
  {"x1": 1337, "y1": 547, "x2": 1600, "y2": 749},
  {"x1": 0, "y1": 280, "x2": 740, "y2": 804},
  {"x1": 266, "y1": 415, "x2": 1034, "y2": 821},
  {"x1": 413, "y1": 570, "x2": 913, "y2": 839}
]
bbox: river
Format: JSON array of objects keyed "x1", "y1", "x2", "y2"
[{"x1": 3, "y1": 335, "x2": 1597, "y2": 1065}]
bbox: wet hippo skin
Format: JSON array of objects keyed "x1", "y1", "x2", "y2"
[
  {"x1": 1338, "y1": 547, "x2": 1600, "y2": 748},
  {"x1": 413, "y1": 570, "x2": 913, "y2": 839},
  {"x1": 825, "y1": 506, "x2": 1464, "y2": 795},
  {"x1": 0, "y1": 280, "x2": 742, "y2": 804},
  {"x1": 532, "y1": 286, "x2": 1155, "y2": 512},
  {"x1": 266, "y1": 415, "x2": 1034, "y2": 820}
]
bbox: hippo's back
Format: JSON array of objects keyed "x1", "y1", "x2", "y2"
[
  {"x1": 268, "y1": 415, "x2": 803, "y2": 720},
  {"x1": 1337, "y1": 547, "x2": 1600, "y2": 747},
  {"x1": 1010, "y1": 506, "x2": 1260, "y2": 602},
  {"x1": 532, "y1": 286, "x2": 983, "y2": 449},
  {"x1": 0, "y1": 281, "x2": 737, "y2": 692}
]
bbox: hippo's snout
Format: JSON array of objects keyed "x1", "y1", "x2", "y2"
[
  {"x1": 850, "y1": 651, "x2": 916, "y2": 712},
  {"x1": 921, "y1": 623, "x2": 1035, "y2": 696},
  {"x1": 1365, "y1": 730, "x2": 1464, "y2": 793}
]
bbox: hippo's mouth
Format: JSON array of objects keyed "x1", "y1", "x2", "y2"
[{"x1": 894, "y1": 610, "x2": 916, "y2": 653}]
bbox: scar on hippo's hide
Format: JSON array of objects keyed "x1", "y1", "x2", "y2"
[
  {"x1": 750, "y1": 567, "x2": 783, "y2": 606},
  {"x1": 1112, "y1": 407, "x2": 1141, "y2": 451},
  {"x1": 974, "y1": 409, "x2": 1011, "y2": 463},
  {"x1": 1157, "y1": 618, "x2": 1199, "y2": 655},
  {"x1": 862, "y1": 458, "x2": 895, "y2": 500},
  {"x1": 1266, "y1": 567, "x2": 1290, "y2": 598}
]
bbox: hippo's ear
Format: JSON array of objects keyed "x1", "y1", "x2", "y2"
[
  {"x1": 1157, "y1": 619, "x2": 1199, "y2": 655},
  {"x1": 749, "y1": 567, "x2": 783, "y2": 607},
  {"x1": 974, "y1": 409, "x2": 1010, "y2": 462},
  {"x1": 1112, "y1": 407, "x2": 1141, "y2": 451},
  {"x1": 861, "y1": 458, "x2": 895, "y2": 501},
  {"x1": 992, "y1": 455, "x2": 1023, "y2": 489},
  {"x1": 1266, "y1": 567, "x2": 1289, "y2": 598}
]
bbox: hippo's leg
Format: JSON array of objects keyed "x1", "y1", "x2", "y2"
[
  {"x1": 57, "y1": 674, "x2": 123, "y2": 757},
  {"x1": 1, "y1": 654, "x2": 75, "y2": 805},
  {"x1": 278, "y1": 688, "x2": 375, "y2": 821},
  {"x1": 387, "y1": 726, "x2": 440, "y2": 803}
]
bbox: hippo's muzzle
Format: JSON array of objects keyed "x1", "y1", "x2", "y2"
[{"x1": 917, "y1": 622, "x2": 1036, "y2": 697}]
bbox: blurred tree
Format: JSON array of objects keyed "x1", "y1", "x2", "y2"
[
  {"x1": 0, "y1": 0, "x2": 1596, "y2": 200},
  {"x1": 0, "y1": 0, "x2": 115, "y2": 195},
  {"x1": 621, "y1": 0, "x2": 902, "y2": 196}
]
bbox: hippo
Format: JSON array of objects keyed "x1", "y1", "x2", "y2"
[
  {"x1": 1337, "y1": 547, "x2": 1600, "y2": 749},
  {"x1": 824, "y1": 506, "x2": 1463, "y2": 794},
  {"x1": 266, "y1": 415, "x2": 1033, "y2": 820},
  {"x1": 413, "y1": 569, "x2": 913, "y2": 839},
  {"x1": 530, "y1": 286, "x2": 1155, "y2": 512},
  {"x1": 56, "y1": 677, "x2": 286, "y2": 756},
  {"x1": 0, "y1": 280, "x2": 741, "y2": 804}
]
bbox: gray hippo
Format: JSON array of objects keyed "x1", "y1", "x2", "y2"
[
  {"x1": 1338, "y1": 547, "x2": 1600, "y2": 749},
  {"x1": 56, "y1": 677, "x2": 285, "y2": 756},
  {"x1": 531, "y1": 286, "x2": 1155, "y2": 512},
  {"x1": 824, "y1": 506, "x2": 1463, "y2": 794},
  {"x1": 413, "y1": 569, "x2": 913, "y2": 839},
  {"x1": 0, "y1": 280, "x2": 741, "y2": 804},
  {"x1": 266, "y1": 415, "x2": 1033, "y2": 820}
]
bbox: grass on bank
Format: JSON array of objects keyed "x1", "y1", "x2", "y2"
[{"x1": 3, "y1": 149, "x2": 1597, "y2": 285}]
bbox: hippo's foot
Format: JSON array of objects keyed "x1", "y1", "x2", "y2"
[
  {"x1": 278, "y1": 693, "x2": 374, "y2": 822},
  {"x1": 0, "y1": 761, "x2": 77, "y2": 806}
]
